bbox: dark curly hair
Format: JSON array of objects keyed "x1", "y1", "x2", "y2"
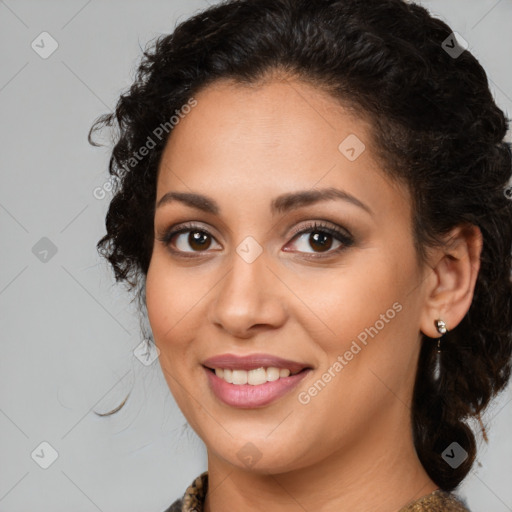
[{"x1": 89, "y1": 0, "x2": 512, "y2": 492}]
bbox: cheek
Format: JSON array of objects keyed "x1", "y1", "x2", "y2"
[
  {"x1": 291, "y1": 245, "x2": 420, "y2": 402},
  {"x1": 291, "y1": 252, "x2": 405, "y2": 347},
  {"x1": 144, "y1": 257, "x2": 198, "y2": 406},
  {"x1": 145, "y1": 254, "x2": 201, "y2": 345},
  {"x1": 145, "y1": 264, "x2": 173, "y2": 344},
  {"x1": 145, "y1": 258, "x2": 203, "y2": 416}
]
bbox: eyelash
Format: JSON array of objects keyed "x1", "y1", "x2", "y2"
[{"x1": 156, "y1": 220, "x2": 354, "y2": 259}]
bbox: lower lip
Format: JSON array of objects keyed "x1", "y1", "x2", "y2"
[{"x1": 204, "y1": 367, "x2": 311, "y2": 408}]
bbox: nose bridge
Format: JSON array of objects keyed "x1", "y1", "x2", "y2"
[
  {"x1": 219, "y1": 244, "x2": 269, "y2": 312},
  {"x1": 209, "y1": 241, "x2": 286, "y2": 336}
]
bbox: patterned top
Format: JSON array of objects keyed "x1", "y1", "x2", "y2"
[{"x1": 164, "y1": 472, "x2": 471, "y2": 511}]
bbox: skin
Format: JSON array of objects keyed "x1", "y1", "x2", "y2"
[{"x1": 145, "y1": 77, "x2": 482, "y2": 512}]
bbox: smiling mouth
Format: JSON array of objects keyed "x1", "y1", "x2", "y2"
[
  {"x1": 206, "y1": 366, "x2": 305, "y2": 386},
  {"x1": 203, "y1": 365, "x2": 312, "y2": 408},
  {"x1": 201, "y1": 353, "x2": 313, "y2": 407}
]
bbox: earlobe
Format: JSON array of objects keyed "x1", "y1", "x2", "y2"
[
  {"x1": 434, "y1": 318, "x2": 447, "y2": 335},
  {"x1": 419, "y1": 224, "x2": 483, "y2": 338}
]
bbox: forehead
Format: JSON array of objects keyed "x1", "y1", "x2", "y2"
[
  {"x1": 156, "y1": 78, "x2": 409, "y2": 220},
  {"x1": 163, "y1": 78, "x2": 358, "y2": 157}
]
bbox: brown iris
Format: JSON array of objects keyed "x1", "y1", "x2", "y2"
[
  {"x1": 308, "y1": 231, "x2": 333, "y2": 252},
  {"x1": 188, "y1": 231, "x2": 212, "y2": 251}
]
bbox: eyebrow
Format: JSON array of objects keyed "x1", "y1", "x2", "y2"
[{"x1": 156, "y1": 187, "x2": 373, "y2": 216}]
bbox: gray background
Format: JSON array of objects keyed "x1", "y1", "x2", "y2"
[{"x1": 0, "y1": 1, "x2": 511, "y2": 511}]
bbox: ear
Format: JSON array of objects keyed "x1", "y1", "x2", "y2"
[{"x1": 420, "y1": 224, "x2": 483, "y2": 338}]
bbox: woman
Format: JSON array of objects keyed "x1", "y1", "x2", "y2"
[{"x1": 89, "y1": 0, "x2": 512, "y2": 510}]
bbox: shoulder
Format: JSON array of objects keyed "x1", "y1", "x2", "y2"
[
  {"x1": 162, "y1": 498, "x2": 183, "y2": 512},
  {"x1": 162, "y1": 472, "x2": 208, "y2": 512},
  {"x1": 399, "y1": 489, "x2": 471, "y2": 512}
]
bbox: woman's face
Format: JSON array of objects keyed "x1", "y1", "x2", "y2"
[{"x1": 146, "y1": 78, "x2": 430, "y2": 474}]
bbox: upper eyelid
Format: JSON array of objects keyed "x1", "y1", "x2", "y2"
[
  {"x1": 163, "y1": 221, "x2": 222, "y2": 242},
  {"x1": 163, "y1": 220, "x2": 348, "y2": 239},
  {"x1": 161, "y1": 220, "x2": 352, "y2": 251},
  {"x1": 288, "y1": 220, "x2": 352, "y2": 239}
]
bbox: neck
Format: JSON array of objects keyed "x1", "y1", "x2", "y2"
[{"x1": 204, "y1": 412, "x2": 437, "y2": 512}]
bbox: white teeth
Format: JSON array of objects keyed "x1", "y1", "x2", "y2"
[
  {"x1": 232, "y1": 369, "x2": 248, "y2": 385},
  {"x1": 266, "y1": 367, "x2": 280, "y2": 382},
  {"x1": 213, "y1": 366, "x2": 296, "y2": 385},
  {"x1": 248, "y1": 367, "x2": 267, "y2": 385}
]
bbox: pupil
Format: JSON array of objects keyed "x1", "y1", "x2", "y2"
[
  {"x1": 189, "y1": 231, "x2": 211, "y2": 250},
  {"x1": 310, "y1": 231, "x2": 332, "y2": 252}
]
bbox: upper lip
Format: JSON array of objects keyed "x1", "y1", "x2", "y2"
[{"x1": 202, "y1": 353, "x2": 311, "y2": 374}]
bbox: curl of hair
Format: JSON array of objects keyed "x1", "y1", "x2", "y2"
[{"x1": 89, "y1": 0, "x2": 512, "y2": 490}]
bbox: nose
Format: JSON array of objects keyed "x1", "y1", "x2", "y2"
[{"x1": 207, "y1": 249, "x2": 288, "y2": 339}]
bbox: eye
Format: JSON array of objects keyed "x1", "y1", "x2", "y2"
[
  {"x1": 285, "y1": 221, "x2": 354, "y2": 256},
  {"x1": 157, "y1": 223, "x2": 221, "y2": 255},
  {"x1": 156, "y1": 220, "x2": 353, "y2": 258}
]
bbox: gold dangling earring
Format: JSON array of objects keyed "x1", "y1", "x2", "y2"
[{"x1": 433, "y1": 319, "x2": 447, "y2": 381}]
